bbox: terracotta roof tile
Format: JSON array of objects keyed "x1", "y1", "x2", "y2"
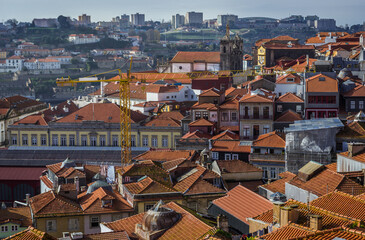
[
  {"x1": 78, "y1": 187, "x2": 133, "y2": 214},
  {"x1": 30, "y1": 191, "x2": 82, "y2": 217},
  {"x1": 13, "y1": 114, "x2": 48, "y2": 126},
  {"x1": 219, "y1": 98, "x2": 239, "y2": 110},
  {"x1": 260, "y1": 171, "x2": 296, "y2": 194},
  {"x1": 343, "y1": 84, "x2": 365, "y2": 97},
  {"x1": 4, "y1": 226, "x2": 56, "y2": 240},
  {"x1": 157, "y1": 111, "x2": 185, "y2": 121},
  {"x1": 124, "y1": 176, "x2": 177, "y2": 194},
  {"x1": 173, "y1": 166, "x2": 206, "y2": 193},
  {"x1": 134, "y1": 150, "x2": 196, "y2": 162},
  {"x1": 211, "y1": 140, "x2": 251, "y2": 153},
  {"x1": 81, "y1": 231, "x2": 130, "y2": 240},
  {"x1": 211, "y1": 130, "x2": 239, "y2": 140},
  {"x1": 185, "y1": 178, "x2": 226, "y2": 195},
  {"x1": 188, "y1": 118, "x2": 215, "y2": 127},
  {"x1": 191, "y1": 102, "x2": 217, "y2": 110},
  {"x1": 225, "y1": 87, "x2": 248, "y2": 98},
  {"x1": 0, "y1": 95, "x2": 45, "y2": 111},
  {"x1": 57, "y1": 103, "x2": 147, "y2": 123},
  {"x1": 239, "y1": 91, "x2": 275, "y2": 103},
  {"x1": 252, "y1": 131, "x2": 286, "y2": 148},
  {"x1": 170, "y1": 51, "x2": 220, "y2": 63},
  {"x1": 161, "y1": 158, "x2": 189, "y2": 171},
  {"x1": 212, "y1": 185, "x2": 272, "y2": 224},
  {"x1": 276, "y1": 73, "x2": 301, "y2": 85},
  {"x1": 294, "y1": 226, "x2": 365, "y2": 239},
  {"x1": 310, "y1": 191, "x2": 365, "y2": 221},
  {"x1": 40, "y1": 175, "x2": 53, "y2": 189},
  {"x1": 275, "y1": 110, "x2": 303, "y2": 122},
  {"x1": 215, "y1": 160, "x2": 262, "y2": 173},
  {"x1": 338, "y1": 151, "x2": 365, "y2": 164},
  {"x1": 181, "y1": 130, "x2": 212, "y2": 140},
  {"x1": 0, "y1": 206, "x2": 32, "y2": 227},
  {"x1": 276, "y1": 92, "x2": 304, "y2": 103},
  {"x1": 306, "y1": 74, "x2": 338, "y2": 93},
  {"x1": 144, "y1": 116, "x2": 181, "y2": 127},
  {"x1": 200, "y1": 88, "x2": 222, "y2": 97},
  {"x1": 261, "y1": 223, "x2": 314, "y2": 240},
  {"x1": 103, "y1": 201, "x2": 214, "y2": 239}
]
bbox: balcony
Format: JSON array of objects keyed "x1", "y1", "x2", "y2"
[{"x1": 240, "y1": 114, "x2": 273, "y2": 120}]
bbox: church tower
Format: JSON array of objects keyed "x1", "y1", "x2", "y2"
[{"x1": 219, "y1": 24, "x2": 243, "y2": 71}]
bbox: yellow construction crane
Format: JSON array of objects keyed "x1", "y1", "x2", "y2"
[
  {"x1": 56, "y1": 58, "x2": 133, "y2": 165},
  {"x1": 55, "y1": 66, "x2": 273, "y2": 165}
]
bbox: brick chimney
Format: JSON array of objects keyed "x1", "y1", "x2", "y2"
[
  {"x1": 309, "y1": 214, "x2": 322, "y2": 230},
  {"x1": 348, "y1": 143, "x2": 365, "y2": 157},
  {"x1": 280, "y1": 206, "x2": 299, "y2": 227}
]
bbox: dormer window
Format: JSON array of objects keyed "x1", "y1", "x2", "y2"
[
  {"x1": 319, "y1": 77, "x2": 325, "y2": 81},
  {"x1": 286, "y1": 78, "x2": 294, "y2": 82},
  {"x1": 102, "y1": 199, "x2": 113, "y2": 207}
]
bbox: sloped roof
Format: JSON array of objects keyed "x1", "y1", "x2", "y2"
[
  {"x1": 239, "y1": 91, "x2": 275, "y2": 103},
  {"x1": 211, "y1": 140, "x2": 251, "y2": 153},
  {"x1": 191, "y1": 102, "x2": 217, "y2": 110},
  {"x1": 29, "y1": 191, "x2": 82, "y2": 217},
  {"x1": 252, "y1": 131, "x2": 286, "y2": 148},
  {"x1": 0, "y1": 95, "x2": 45, "y2": 112},
  {"x1": 219, "y1": 98, "x2": 239, "y2": 110},
  {"x1": 306, "y1": 74, "x2": 338, "y2": 93},
  {"x1": 173, "y1": 166, "x2": 206, "y2": 193},
  {"x1": 181, "y1": 130, "x2": 212, "y2": 140},
  {"x1": 144, "y1": 116, "x2": 181, "y2": 127},
  {"x1": 134, "y1": 150, "x2": 196, "y2": 162},
  {"x1": 294, "y1": 226, "x2": 365, "y2": 239},
  {"x1": 261, "y1": 223, "x2": 314, "y2": 240},
  {"x1": 4, "y1": 227, "x2": 56, "y2": 240},
  {"x1": 185, "y1": 178, "x2": 225, "y2": 195},
  {"x1": 338, "y1": 151, "x2": 365, "y2": 164},
  {"x1": 81, "y1": 231, "x2": 130, "y2": 240},
  {"x1": 102, "y1": 201, "x2": 214, "y2": 239},
  {"x1": 13, "y1": 114, "x2": 48, "y2": 126},
  {"x1": 170, "y1": 51, "x2": 220, "y2": 63},
  {"x1": 275, "y1": 110, "x2": 303, "y2": 122},
  {"x1": 123, "y1": 176, "x2": 177, "y2": 195},
  {"x1": 200, "y1": 88, "x2": 222, "y2": 97},
  {"x1": 276, "y1": 73, "x2": 301, "y2": 84},
  {"x1": 57, "y1": 103, "x2": 147, "y2": 124},
  {"x1": 0, "y1": 206, "x2": 32, "y2": 227},
  {"x1": 343, "y1": 84, "x2": 365, "y2": 97},
  {"x1": 276, "y1": 92, "x2": 304, "y2": 103},
  {"x1": 225, "y1": 87, "x2": 248, "y2": 98},
  {"x1": 211, "y1": 185, "x2": 272, "y2": 224},
  {"x1": 157, "y1": 111, "x2": 185, "y2": 121},
  {"x1": 211, "y1": 130, "x2": 239, "y2": 140},
  {"x1": 310, "y1": 191, "x2": 365, "y2": 221},
  {"x1": 259, "y1": 171, "x2": 296, "y2": 194},
  {"x1": 189, "y1": 118, "x2": 215, "y2": 127},
  {"x1": 78, "y1": 187, "x2": 133, "y2": 214}
]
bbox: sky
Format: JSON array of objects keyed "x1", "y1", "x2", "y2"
[{"x1": 0, "y1": 0, "x2": 364, "y2": 26}]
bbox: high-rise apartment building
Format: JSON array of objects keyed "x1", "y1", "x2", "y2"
[
  {"x1": 217, "y1": 14, "x2": 238, "y2": 27},
  {"x1": 78, "y1": 14, "x2": 91, "y2": 25},
  {"x1": 172, "y1": 14, "x2": 185, "y2": 29},
  {"x1": 131, "y1": 13, "x2": 145, "y2": 26},
  {"x1": 185, "y1": 12, "x2": 203, "y2": 27}
]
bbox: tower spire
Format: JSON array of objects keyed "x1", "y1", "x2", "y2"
[{"x1": 226, "y1": 23, "x2": 230, "y2": 37}]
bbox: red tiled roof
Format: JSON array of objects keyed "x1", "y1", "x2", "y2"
[
  {"x1": 219, "y1": 98, "x2": 239, "y2": 110},
  {"x1": 157, "y1": 111, "x2": 185, "y2": 121},
  {"x1": 78, "y1": 187, "x2": 133, "y2": 214},
  {"x1": 82, "y1": 231, "x2": 130, "y2": 240},
  {"x1": 30, "y1": 191, "x2": 82, "y2": 216},
  {"x1": 343, "y1": 84, "x2": 365, "y2": 97},
  {"x1": 191, "y1": 102, "x2": 217, "y2": 110},
  {"x1": 102, "y1": 201, "x2": 214, "y2": 239},
  {"x1": 0, "y1": 206, "x2": 32, "y2": 227},
  {"x1": 310, "y1": 191, "x2": 365, "y2": 221},
  {"x1": 40, "y1": 175, "x2": 53, "y2": 189},
  {"x1": 211, "y1": 140, "x2": 251, "y2": 153},
  {"x1": 144, "y1": 116, "x2": 181, "y2": 127},
  {"x1": 189, "y1": 118, "x2": 215, "y2": 127},
  {"x1": 239, "y1": 91, "x2": 275, "y2": 103},
  {"x1": 260, "y1": 171, "x2": 296, "y2": 194},
  {"x1": 185, "y1": 178, "x2": 225, "y2": 195},
  {"x1": 170, "y1": 51, "x2": 220, "y2": 63},
  {"x1": 134, "y1": 150, "x2": 196, "y2": 162},
  {"x1": 272, "y1": 35, "x2": 298, "y2": 41},
  {"x1": 306, "y1": 74, "x2": 338, "y2": 93},
  {"x1": 0, "y1": 95, "x2": 45, "y2": 111},
  {"x1": 4, "y1": 227, "x2": 56, "y2": 240},
  {"x1": 124, "y1": 176, "x2": 177, "y2": 195},
  {"x1": 276, "y1": 73, "x2": 301, "y2": 85},
  {"x1": 212, "y1": 185, "x2": 272, "y2": 224},
  {"x1": 275, "y1": 110, "x2": 303, "y2": 122},
  {"x1": 215, "y1": 160, "x2": 262, "y2": 173},
  {"x1": 200, "y1": 88, "x2": 222, "y2": 97},
  {"x1": 225, "y1": 87, "x2": 248, "y2": 98},
  {"x1": 174, "y1": 166, "x2": 206, "y2": 193},
  {"x1": 253, "y1": 131, "x2": 286, "y2": 148},
  {"x1": 261, "y1": 223, "x2": 314, "y2": 240},
  {"x1": 13, "y1": 114, "x2": 48, "y2": 126},
  {"x1": 276, "y1": 92, "x2": 304, "y2": 103},
  {"x1": 338, "y1": 151, "x2": 365, "y2": 164},
  {"x1": 57, "y1": 103, "x2": 147, "y2": 123},
  {"x1": 181, "y1": 130, "x2": 212, "y2": 140},
  {"x1": 294, "y1": 226, "x2": 365, "y2": 239},
  {"x1": 211, "y1": 130, "x2": 239, "y2": 140}
]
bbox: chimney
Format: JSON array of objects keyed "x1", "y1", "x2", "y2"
[
  {"x1": 74, "y1": 176, "x2": 79, "y2": 192},
  {"x1": 328, "y1": 44, "x2": 331, "y2": 51},
  {"x1": 309, "y1": 214, "x2": 323, "y2": 230},
  {"x1": 25, "y1": 193, "x2": 30, "y2": 205},
  {"x1": 280, "y1": 206, "x2": 299, "y2": 227},
  {"x1": 348, "y1": 143, "x2": 365, "y2": 157},
  {"x1": 272, "y1": 202, "x2": 285, "y2": 223},
  {"x1": 217, "y1": 214, "x2": 229, "y2": 232}
]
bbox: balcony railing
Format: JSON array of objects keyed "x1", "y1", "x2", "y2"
[
  {"x1": 250, "y1": 153, "x2": 285, "y2": 162},
  {"x1": 240, "y1": 115, "x2": 273, "y2": 120}
]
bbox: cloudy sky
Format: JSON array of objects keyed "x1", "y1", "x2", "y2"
[{"x1": 1, "y1": 0, "x2": 364, "y2": 26}]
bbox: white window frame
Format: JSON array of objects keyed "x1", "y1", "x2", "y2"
[
  {"x1": 232, "y1": 154, "x2": 239, "y2": 160},
  {"x1": 90, "y1": 216, "x2": 100, "y2": 228},
  {"x1": 61, "y1": 135, "x2": 67, "y2": 146},
  {"x1": 90, "y1": 136, "x2": 97, "y2": 146},
  {"x1": 41, "y1": 135, "x2": 47, "y2": 146},
  {"x1": 11, "y1": 225, "x2": 18, "y2": 231},
  {"x1": 69, "y1": 135, "x2": 75, "y2": 146},
  {"x1": 151, "y1": 136, "x2": 158, "y2": 147},
  {"x1": 112, "y1": 135, "x2": 119, "y2": 147},
  {"x1": 31, "y1": 135, "x2": 37, "y2": 146},
  {"x1": 212, "y1": 152, "x2": 219, "y2": 160},
  {"x1": 142, "y1": 136, "x2": 148, "y2": 147},
  {"x1": 263, "y1": 125, "x2": 270, "y2": 134},
  {"x1": 242, "y1": 125, "x2": 250, "y2": 137},
  {"x1": 100, "y1": 135, "x2": 106, "y2": 146},
  {"x1": 296, "y1": 105, "x2": 302, "y2": 112},
  {"x1": 11, "y1": 135, "x2": 17, "y2": 145},
  {"x1": 360, "y1": 101, "x2": 364, "y2": 109},
  {"x1": 224, "y1": 154, "x2": 231, "y2": 160},
  {"x1": 1, "y1": 226, "x2": 8, "y2": 232},
  {"x1": 277, "y1": 105, "x2": 283, "y2": 113},
  {"x1": 52, "y1": 135, "x2": 58, "y2": 146},
  {"x1": 350, "y1": 100, "x2": 356, "y2": 110}
]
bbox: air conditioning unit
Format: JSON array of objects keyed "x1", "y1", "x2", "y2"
[
  {"x1": 62, "y1": 232, "x2": 70, "y2": 238},
  {"x1": 71, "y1": 232, "x2": 83, "y2": 239}
]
